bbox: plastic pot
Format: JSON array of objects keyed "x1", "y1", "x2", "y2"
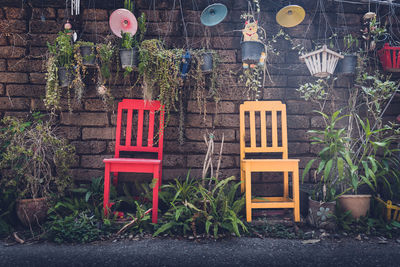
[
  {"x1": 307, "y1": 197, "x2": 336, "y2": 230},
  {"x1": 120, "y1": 48, "x2": 138, "y2": 69},
  {"x1": 16, "y1": 197, "x2": 48, "y2": 227},
  {"x1": 336, "y1": 54, "x2": 357, "y2": 75},
  {"x1": 338, "y1": 194, "x2": 371, "y2": 219},
  {"x1": 58, "y1": 67, "x2": 73, "y2": 87},
  {"x1": 241, "y1": 41, "x2": 265, "y2": 64},
  {"x1": 80, "y1": 45, "x2": 96, "y2": 66},
  {"x1": 201, "y1": 52, "x2": 213, "y2": 73}
]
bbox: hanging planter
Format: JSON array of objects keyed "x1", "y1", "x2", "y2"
[
  {"x1": 336, "y1": 54, "x2": 358, "y2": 76},
  {"x1": 58, "y1": 67, "x2": 73, "y2": 87},
  {"x1": 120, "y1": 47, "x2": 139, "y2": 69},
  {"x1": 241, "y1": 41, "x2": 265, "y2": 65},
  {"x1": 80, "y1": 45, "x2": 96, "y2": 66},
  {"x1": 201, "y1": 52, "x2": 213, "y2": 73},
  {"x1": 378, "y1": 43, "x2": 400, "y2": 72},
  {"x1": 299, "y1": 45, "x2": 344, "y2": 78}
]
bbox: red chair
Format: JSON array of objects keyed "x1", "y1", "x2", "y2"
[{"x1": 103, "y1": 99, "x2": 165, "y2": 223}]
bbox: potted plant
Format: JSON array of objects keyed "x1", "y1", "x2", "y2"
[
  {"x1": 45, "y1": 30, "x2": 74, "y2": 112},
  {"x1": 75, "y1": 41, "x2": 96, "y2": 66},
  {"x1": 120, "y1": 12, "x2": 146, "y2": 72},
  {"x1": 240, "y1": 13, "x2": 266, "y2": 67},
  {"x1": 0, "y1": 114, "x2": 76, "y2": 227},
  {"x1": 336, "y1": 34, "x2": 359, "y2": 75},
  {"x1": 47, "y1": 30, "x2": 74, "y2": 87},
  {"x1": 302, "y1": 110, "x2": 348, "y2": 229}
]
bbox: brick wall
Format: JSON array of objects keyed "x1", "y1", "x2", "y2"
[{"x1": 0, "y1": 0, "x2": 399, "y2": 191}]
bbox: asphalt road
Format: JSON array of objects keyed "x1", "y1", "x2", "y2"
[{"x1": 1, "y1": 237, "x2": 400, "y2": 267}]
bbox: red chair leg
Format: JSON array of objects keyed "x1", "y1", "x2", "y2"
[
  {"x1": 112, "y1": 172, "x2": 119, "y2": 187},
  {"x1": 103, "y1": 163, "x2": 111, "y2": 217},
  {"x1": 152, "y1": 167, "x2": 160, "y2": 223},
  {"x1": 158, "y1": 167, "x2": 162, "y2": 191}
]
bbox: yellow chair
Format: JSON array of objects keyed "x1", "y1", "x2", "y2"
[{"x1": 240, "y1": 101, "x2": 300, "y2": 222}]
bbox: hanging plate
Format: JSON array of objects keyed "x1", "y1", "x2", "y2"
[
  {"x1": 276, "y1": 5, "x2": 305, "y2": 28},
  {"x1": 109, "y1": 8, "x2": 138, "y2": 38},
  {"x1": 200, "y1": 3, "x2": 228, "y2": 27}
]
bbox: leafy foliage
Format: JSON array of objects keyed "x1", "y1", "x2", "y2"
[
  {"x1": 0, "y1": 114, "x2": 75, "y2": 199},
  {"x1": 302, "y1": 110, "x2": 348, "y2": 202},
  {"x1": 154, "y1": 175, "x2": 247, "y2": 238}
]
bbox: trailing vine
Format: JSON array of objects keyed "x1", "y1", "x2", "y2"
[
  {"x1": 138, "y1": 39, "x2": 183, "y2": 123},
  {"x1": 96, "y1": 42, "x2": 115, "y2": 110}
]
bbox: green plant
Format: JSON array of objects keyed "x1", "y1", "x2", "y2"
[
  {"x1": 45, "y1": 31, "x2": 74, "y2": 112},
  {"x1": 302, "y1": 110, "x2": 349, "y2": 202},
  {"x1": 138, "y1": 39, "x2": 183, "y2": 122},
  {"x1": 189, "y1": 49, "x2": 221, "y2": 120},
  {"x1": 155, "y1": 175, "x2": 247, "y2": 238},
  {"x1": 0, "y1": 114, "x2": 76, "y2": 199},
  {"x1": 342, "y1": 34, "x2": 359, "y2": 55},
  {"x1": 96, "y1": 42, "x2": 115, "y2": 108},
  {"x1": 121, "y1": 32, "x2": 134, "y2": 50}
]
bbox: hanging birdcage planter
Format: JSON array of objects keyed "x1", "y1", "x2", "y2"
[
  {"x1": 299, "y1": 45, "x2": 344, "y2": 78},
  {"x1": 378, "y1": 43, "x2": 400, "y2": 72}
]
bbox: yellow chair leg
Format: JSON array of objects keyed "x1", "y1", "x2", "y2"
[
  {"x1": 245, "y1": 169, "x2": 252, "y2": 222},
  {"x1": 283, "y1": 171, "x2": 288, "y2": 198},
  {"x1": 293, "y1": 168, "x2": 300, "y2": 222},
  {"x1": 240, "y1": 168, "x2": 245, "y2": 193}
]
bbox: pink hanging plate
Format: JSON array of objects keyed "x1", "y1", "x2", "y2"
[{"x1": 109, "y1": 8, "x2": 138, "y2": 38}]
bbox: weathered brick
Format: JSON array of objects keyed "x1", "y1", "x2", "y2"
[
  {"x1": 6, "y1": 84, "x2": 45, "y2": 96},
  {"x1": 29, "y1": 73, "x2": 46, "y2": 84},
  {"x1": 287, "y1": 129, "x2": 310, "y2": 142},
  {"x1": 0, "y1": 59, "x2": 5, "y2": 71},
  {"x1": 287, "y1": 115, "x2": 310, "y2": 129},
  {"x1": 71, "y1": 141, "x2": 107, "y2": 154},
  {"x1": 286, "y1": 100, "x2": 318, "y2": 115},
  {"x1": 0, "y1": 19, "x2": 26, "y2": 33},
  {"x1": 84, "y1": 99, "x2": 110, "y2": 111},
  {"x1": 82, "y1": 21, "x2": 110, "y2": 34},
  {"x1": 32, "y1": 8, "x2": 56, "y2": 19},
  {"x1": 7, "y1": 59, "x2": 44, "y2": 72},
  {"x1": 187, "y1": 155, "x2": 235, "y2": 168},
  {"x1": 264, "y1": 75, "x2": 287, "y2": 87},
  {"x1": 218, "y1": 50, "x2": 237, "y2": 63},
  {"x1": 58, "y1": 126, "x2": 81, "y2": 140},
  {"x1": 72, "y1": 169, "x2": 105, "y2": 181},
  {"x1": 0, "y1": 47, "x2": 25, "y2": 59},
  {"x1": 82, "y1": 9, "x2": 108, "y2": 21},
  {"x1": 187, "y1": 101, "x2": 235, "y2": 114},
  {"x1": 288, "y1": 142, "x2": 310, "y2": 155},
  {"x1": 82, "y1": 127, "x2": 115, "y2": 140},
  {"x1": 185, "y1": 128, "x2": 235, "y2": 142},
  {"x1": 263, "y1": 87, "x2": 285, "y2": 100},
  {"x1": 214, "y1": 114, "x2": 239, "y2": 127},
  {"x1": 61, "y1": 112, "x2": 108, "y2": 126},
  {"x1": 186, "y1": 114, "x2": 213, "y2": 128},
  {"x1": 30, "y1": 20, "x2": 59, "y2": 33},
  {"x1": 162, "y1": 168, "x2": 193, "y2": 181},
  {"x1": 0, "y1": 72, "x2": 28, "y2": 83},
  {"x1": 4, "y1": 7, "x2": 25, "y2": 19},
  {"x1": 30, "y1": 34, "x2": 57, "y2": 47},
  {"x1": 81, "y1": 155, "x2": 110, "y2": 169},
  {"x1": 163, "y1": 154, "x2": 186, "y2": 167},
  {"x1": 0, "y1": 83, "x2": 4, "y2": 95},
  {"x1": 0, "y1": 97, "x2": 30, "y2": 110}
]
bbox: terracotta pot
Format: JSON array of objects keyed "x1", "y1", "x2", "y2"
[
  {"x1": 16, "y1": 197, "x2": 48, "y2": 227},
  {"x1": 307, "y1": 197, "x2": 336, "y2": 230},
  {"x1": 338, "y1": 194, "x2": 371, "y2": 219}
]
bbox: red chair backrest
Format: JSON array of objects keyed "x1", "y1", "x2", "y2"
[{"x1": 115, "y1": 99, "x2": 165, "y2": 161}]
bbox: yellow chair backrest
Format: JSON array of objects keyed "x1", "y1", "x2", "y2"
[{"x1": 240, "y1": 101, "x2": 288, "y2": 160}]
